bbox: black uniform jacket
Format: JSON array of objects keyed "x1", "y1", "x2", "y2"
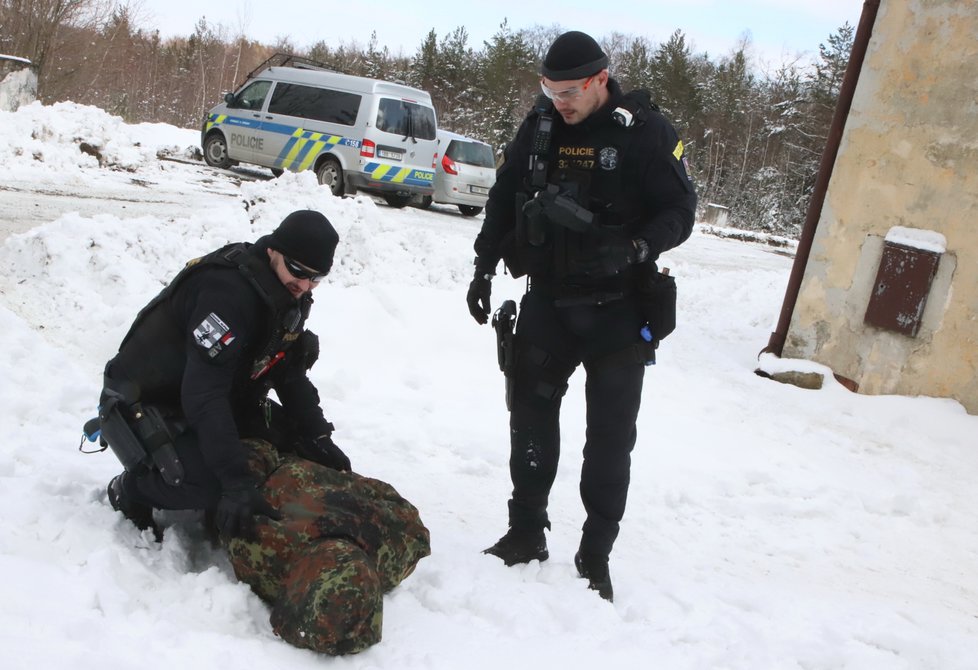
[
  {"x1": 109, "y1": 242, "x2": 331, "y2": 486},
  {"x1": 474, "y1": 78, "x2": 697, "y2": 277}
]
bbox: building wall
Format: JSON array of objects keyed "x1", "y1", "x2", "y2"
[{"x1": 784, "y1": 0, "x2": 978, "y2": 413}]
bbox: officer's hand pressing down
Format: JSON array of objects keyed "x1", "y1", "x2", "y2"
[
  {"x1": 466, "y1": 271, "x2": 493, "y2": 324},
  {"x1": 215, "y1": 482, "x2": 282, "y2": 539},
  {"x1": 296, "y1": 434, "x2": 352, "y2": 472}
]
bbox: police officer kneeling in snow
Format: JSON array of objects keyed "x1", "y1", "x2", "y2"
[
  {"x1": 90, "y1": 210, "x2": 432, "y2": 654},
  {"x1": 467, "y1": 31, "x2": 697, "y2": 601},
  {"x1": 97, "y1": 209, "x2": 351, "y2": 538}
]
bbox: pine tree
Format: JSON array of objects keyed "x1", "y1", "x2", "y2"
[{"x1": 476, "y1": 20, "x2": 537, "y2": 149}]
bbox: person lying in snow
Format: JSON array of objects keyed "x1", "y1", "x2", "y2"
[{"x1": 222, "y1": 437, "x2": 430, "y2": 655}]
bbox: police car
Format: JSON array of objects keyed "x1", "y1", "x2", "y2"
[{"x1": 201, "y1": 54, "x2": 439, "y2": 208}]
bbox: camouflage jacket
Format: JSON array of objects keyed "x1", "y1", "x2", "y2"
[{"x1": 223, "y1": 438, "x2": 431, "y2": 655}]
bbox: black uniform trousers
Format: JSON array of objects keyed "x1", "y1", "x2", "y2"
[
  {"x1": 124, "y1": 429, "x2": 223, "y2": 511},
  {"x1": 507, "y1": 287, "x2": 647, "y2": 558}
]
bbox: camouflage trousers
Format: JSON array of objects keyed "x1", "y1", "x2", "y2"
[{"x1": 222, "y1": 438, "x2": 431, "y2": 655}]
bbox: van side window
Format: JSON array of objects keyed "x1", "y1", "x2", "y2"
[
  {"x1": 376, "y1": 98, "x2": 436, "y2": 141},
  {"x1": 268, "y1": 83, "x2": 361, "y2": 126},
  {"x1": 229, "y1": 81, "x2": 272, "y2": 111}
]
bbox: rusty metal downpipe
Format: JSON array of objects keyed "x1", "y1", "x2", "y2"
[{"x1": 762, "y1": 0, "x2": 882, "y2": 357}]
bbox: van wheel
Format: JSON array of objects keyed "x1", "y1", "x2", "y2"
[
  {"x1": 418, "y1": 196, "x2": 432, "y2": 210},
  {"x1": 384, "y1": 194, "x2": 411, "y2": 208},
  {"x1": 203, "y1": 133, "x2": 231, "y2": 169},
  {"x1": 458, "y1": 205, "x2": 483, "y2": 217},
  {"x1": 316, "y1": 158, "x2": 344, "y2": 196},
  {"x1": 270, "y1": 168, "x2": 284, "y2": 178}
]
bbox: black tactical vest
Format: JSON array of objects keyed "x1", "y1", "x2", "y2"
[
  {"x1": 107, "y1": 243, "x2": 310, "y2": 406},
  {"x1": 514, "y1": 90, "x2": 652, "y2": 283}
]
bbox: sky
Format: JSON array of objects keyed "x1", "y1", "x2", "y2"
[
  {"x1": 132, "y1": 0, "x2": 863, "y2": 67},
  {"x1": 1, "y1": 100, "x2": 976, "y2": 669}
]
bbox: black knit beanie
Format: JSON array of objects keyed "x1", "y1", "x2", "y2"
[
  {"x1": 269, "y1": 210, "x2": 339, "y2": 274},
  {"x1": 541, "y1": 31, "x2": 608, "y2": 81}
]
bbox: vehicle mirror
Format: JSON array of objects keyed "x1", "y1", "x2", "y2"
[{"x1": 223, "y1": 92, "x2": 234, "y2": 104}]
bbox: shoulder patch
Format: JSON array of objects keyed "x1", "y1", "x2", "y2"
[
  {"x1": 673, "y1": 140, "x2": 684, "y2": 161},
  {"x1": 193, "y1": 312, "x2": 236, "y2": 358}
]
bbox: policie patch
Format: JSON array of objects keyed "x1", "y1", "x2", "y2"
[{"x1": 193, "y1": 312, "x2": 236, "y2": 358}]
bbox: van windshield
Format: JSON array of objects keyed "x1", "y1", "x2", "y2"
[
  {"x1": 376, "y1": 98, "x2": 436, "y2": 141},
  {"x1": 229, "y1": 80, "x2": 272, "y2": 111},
  {"x1": 447, "y1": 140, "x2": 495, "y2": 168}
]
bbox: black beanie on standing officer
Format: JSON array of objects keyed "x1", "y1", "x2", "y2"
[{"x1": 466, "y1": 31, "x2": 697, "y2": 601}]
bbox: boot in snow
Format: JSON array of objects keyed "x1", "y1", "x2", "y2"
[
  {"x1": 483, "y1": 527, "x2": 549, "y2": 566},
  {"x1": 575, "y1": 551, "x2": 613, "y2": 602}
]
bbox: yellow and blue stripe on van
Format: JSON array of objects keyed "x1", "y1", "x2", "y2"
[
  {"x1": 206, "y1": 113, "x2": 268, "y2": 132},
  {"x1": 276, "y1": 127, "x2": 352, "y2": 171},
  {"x1": 362, "y1": 162, "x2": 434, "y2": 187}
]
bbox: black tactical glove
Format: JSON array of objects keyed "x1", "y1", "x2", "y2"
[
  {"x1": 295, "y1": 434, "x2": 352, "y2": 472},
  {"x1": 579, "y1": 235, "x2": 651, "y2": 277},
  {"x1": 534, "y1": 184, "x2": 595, "y2": 234},
  {"x1": 466, "y1": 270, "x2": 493, "y2": 325},
  {"x1": 215, "y1": 482, "x2": 281, "y2": 539}
]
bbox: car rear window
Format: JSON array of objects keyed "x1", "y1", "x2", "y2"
[
  {"x1": 446, "y1": 140, "x2": 495, "y2": 168},
  {"x1": 376, "y1": 98, "x2": 436, "y2": 140},
  {"x1": 268, "y1": 83, "x2": 361, "y2": 126}
]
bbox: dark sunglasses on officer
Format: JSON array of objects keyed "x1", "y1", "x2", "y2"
[{"x1": 282, "y1": 255, "x2": 327, "y2": 283}]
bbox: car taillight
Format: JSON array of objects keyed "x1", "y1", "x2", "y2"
[
  {"x1": 442, "y1": 154, "x2": 458, "y2": 175},
  {"x1": 360, "y1": 139, "x2": 376, "y2": 158}
]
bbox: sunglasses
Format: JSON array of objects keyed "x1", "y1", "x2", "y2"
[
  {"x1": 540, "y1": 75, "x2": 594, "y2": 102},
  {"x1": 282, "y1": 255, "x2": 326, "y2": 282}
]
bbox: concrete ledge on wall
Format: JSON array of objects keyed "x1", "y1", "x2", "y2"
[{"x1": 754, "y1": 353, "x2": 834, "y2": 391}]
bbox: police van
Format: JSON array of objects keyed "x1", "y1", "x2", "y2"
[{"x1": 201, "y1": 54, "x2": 438, "y2": 207}]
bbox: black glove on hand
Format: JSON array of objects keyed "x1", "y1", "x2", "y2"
[
  {"x1": 580, "y1": 235, "x2": 651, "y2": 277},
  {"x1": 296, "y1": 434, "x2": 352, "y2": 472},
  {"x1": 466, "y1": 271, "x2": 492, "y2": 325},
  {"x1": 215, "y1": 482, "x2": 281, "y2": 539}
]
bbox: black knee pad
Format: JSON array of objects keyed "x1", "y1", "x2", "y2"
[{"x1": 512, "y1": 343, "x2": 575, "y2": 408}]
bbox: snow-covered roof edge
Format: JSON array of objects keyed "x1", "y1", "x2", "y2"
[{"x1": 885, "y1": 226, "x2": 947, "y2": 254}]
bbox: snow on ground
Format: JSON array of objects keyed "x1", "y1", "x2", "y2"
[{"x1": 1, "y1": 103, "x2": 976, "y2": 670}]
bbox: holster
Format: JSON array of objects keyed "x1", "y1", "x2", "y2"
[
  {"x1": 492, "y1": 300, "x2": 518, "y2": 411},
  {"x1": 635, "y1": 264, "x2": 677, "y2": 343},
  {"x1": 98, "y1": 374, "x2": 185, "y2": 487}
]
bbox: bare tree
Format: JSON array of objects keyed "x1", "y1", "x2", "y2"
[{"x1": 0, "y1": 0, "x2": 108, "y2": 70}]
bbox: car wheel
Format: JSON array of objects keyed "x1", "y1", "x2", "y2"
[
  {"x1": 418, "y1": 195, "x2": 432, "y2": 209},
  {"x1": 458, "y1": 205, "x2": 483, "y2": 217},
  {"x1": 270, "y1": 168, "x2": 284, "y2": 178},
  {"x1": 316, "y1": 157, "x2": 344, "y2": 196},
  {"x1": 384, "y1": 193, "x2": 411, "y2": 208},
  {"x1": 203, "y1": 133, "x2": 231, "y2": 169}
]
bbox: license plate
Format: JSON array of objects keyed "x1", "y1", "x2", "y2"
[
  {"x1": 378, "y1": 149, "x2": 402, "y2": 160},
  {"x1": 470, "y1": 185, "x2": 490, "y2": 195}
]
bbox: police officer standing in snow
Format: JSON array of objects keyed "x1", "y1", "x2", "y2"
[
  {"x1": 97, "y1": 210, "x2": 351, "y2": 540},
  {"x1": 467, "y1": 31, "x2": 696, "y2": 601}
]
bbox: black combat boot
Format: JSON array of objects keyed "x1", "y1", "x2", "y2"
[
  {"x1": 107, "y1": 472, "x2": 162, "y2": 541},
  {"x1": 483, "y1": 527, "x2": 549, "y2": 566},
  {"x1": 575, "y1": 551, "x2": 613, "y2": 602}
]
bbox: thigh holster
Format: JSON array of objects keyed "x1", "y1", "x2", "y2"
[{"x1": 98, "y1": 374, "x2": 186, "y2": 487}]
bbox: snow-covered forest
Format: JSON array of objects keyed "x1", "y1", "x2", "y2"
[{"x1": 1, "y1": 1, "x2": 853, "y2": 236}]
